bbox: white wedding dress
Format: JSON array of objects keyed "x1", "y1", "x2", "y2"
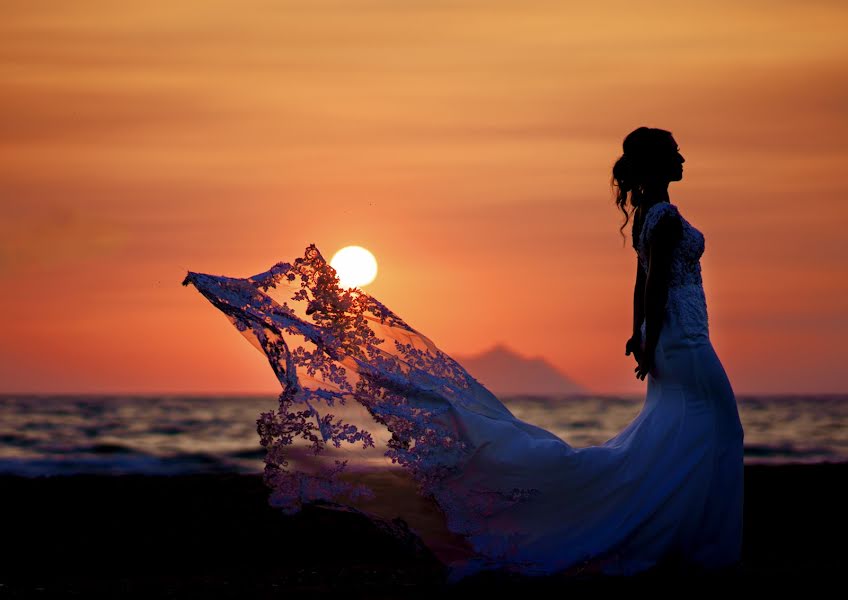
[{"x1": 182, "y1": 200, "x2": 744, "y2": 581}]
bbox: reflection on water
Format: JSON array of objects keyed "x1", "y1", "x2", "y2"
[{"x1": 0, "y1": 393, "x2": 845, "y2": 475}]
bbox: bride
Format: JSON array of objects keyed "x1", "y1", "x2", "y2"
[{"x1": 182, "y1": 126, "x2": 745, "y2": 582}]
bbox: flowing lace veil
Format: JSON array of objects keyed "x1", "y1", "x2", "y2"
[{"x1": 182, "y1": 245, "x2": 548, "y2": 575}]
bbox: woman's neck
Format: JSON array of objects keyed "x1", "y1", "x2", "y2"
[{"x1": 639, "y1": 184, "x2": 670, "y2": 209}]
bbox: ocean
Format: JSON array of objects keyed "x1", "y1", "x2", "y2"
[{"x1": 1, "y1": 393, "x2": 845, "y2": 476}]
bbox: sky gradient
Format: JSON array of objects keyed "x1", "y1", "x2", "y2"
[{"x1": 1, "y1": 0, "x2": 846, "y2": 395}]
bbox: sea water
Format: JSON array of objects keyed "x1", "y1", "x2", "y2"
[{"x1": 1, "y1": 393, "x2": 845, "y2": 476}]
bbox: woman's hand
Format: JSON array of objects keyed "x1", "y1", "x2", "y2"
[
  {"x1": 627, "y1": 333, "x2": 654, "y2": 380},
  {"x1": 634, "y1": 345, "x2": 655, "y2": 381},
  {"x1": 625, "y1": 333, "x2": 643, "y2": 364}
]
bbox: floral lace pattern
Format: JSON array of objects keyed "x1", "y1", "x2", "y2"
[
  {"x1": 635, "y1": 202, "x2": 709, "y2": 339},
  {"x1": 182, "y1": 245, "x2": 539, "y2": 569}
]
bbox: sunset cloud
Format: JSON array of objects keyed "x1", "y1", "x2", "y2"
[{"x1": 1, "y1": 0, "x2": 845, "y2": 394}]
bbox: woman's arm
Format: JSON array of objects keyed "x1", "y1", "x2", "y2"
[
  {"x1": 632, "y1": 258, "x2": 647, "y2": 337},
  {"x1": 625, "y1": 258, "x2": 647, "y2": 362},
  {"x1": 638, "y1": 215, "x2": 683, "y2": 378}
]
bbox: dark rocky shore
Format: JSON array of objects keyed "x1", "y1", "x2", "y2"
[{"x1": 1, "y1": 463, "x2": 845, "y2": 597}]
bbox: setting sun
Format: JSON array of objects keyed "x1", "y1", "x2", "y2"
[{"x1": 330, "y1": 246, "x2": 378, "y2": 289}]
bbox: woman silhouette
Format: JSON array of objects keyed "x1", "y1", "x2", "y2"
[
  {"x1": 610, "y1": 126, "x2": 745, "y2": 570},
  {"x1": 183, "y1": 126, "x2": 745, "y2": 582}
]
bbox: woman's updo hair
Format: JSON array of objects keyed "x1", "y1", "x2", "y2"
[{"x1": 611, "y1": 126, "x2": 674, "y2": 245}]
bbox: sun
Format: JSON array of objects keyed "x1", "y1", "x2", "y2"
[{"x1": 330, "y1": 246, "x2": 378, "y2": 289}]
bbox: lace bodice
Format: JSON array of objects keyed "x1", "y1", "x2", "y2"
[{"x1": 634, "y1": 201, "x2": 709, "y2": 339}]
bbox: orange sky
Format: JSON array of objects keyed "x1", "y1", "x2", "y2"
[{"x1": 1, "y1": 0, "x2": 846, "y2": 395}]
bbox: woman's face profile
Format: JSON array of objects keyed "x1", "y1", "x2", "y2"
[
  {"x1": 635, "y1": 134, "x2": 686, "y2": 187},
  {"x1": 668, "y1": 137, "x2": 685, "y2": 182}
]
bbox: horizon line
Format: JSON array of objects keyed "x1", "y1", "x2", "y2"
[{"x1": 1, "y1": 390, "x2": 846, "y2": 399}]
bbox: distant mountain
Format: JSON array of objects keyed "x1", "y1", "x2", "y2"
[{"x1": 452, "y1": 343, "x2": 589, "y2": 397}]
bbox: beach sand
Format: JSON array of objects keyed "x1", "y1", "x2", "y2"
[{"x1": 1, "y1": 463, "x2": 845, "y2": 596}]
